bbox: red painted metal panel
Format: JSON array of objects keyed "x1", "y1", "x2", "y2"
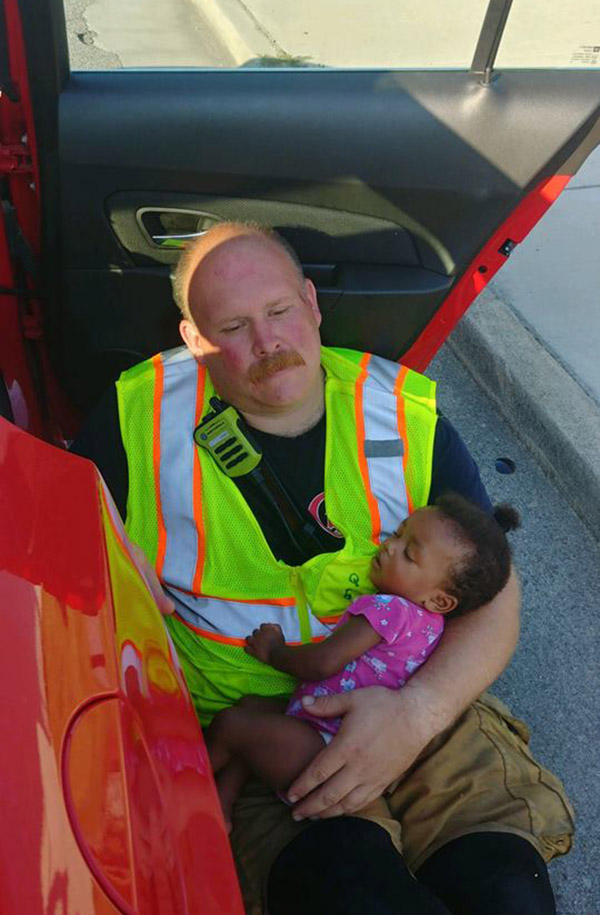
[
  {"x1": 0, "y1": 420, "x2": 121, "y2": 913},
  {"x1": 63, "y1": 697, "x2": 137, "y2": 914},
  {"x1": 0, "y1": 418, "x2": 243, "y2": 913}
]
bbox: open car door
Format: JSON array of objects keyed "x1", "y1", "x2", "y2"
[
  {"x1": 1, "y1": 0, "x2": 598, "y2": 436},
  {"x1": 0, "y1": 418, "x2": 244, "y2": 914}
]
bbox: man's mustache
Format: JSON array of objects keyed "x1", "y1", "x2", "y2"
[{"x1": 248, "y1": 350, "x2": 305, "y2": 383}]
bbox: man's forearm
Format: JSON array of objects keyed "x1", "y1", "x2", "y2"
[{"x1": 399, "y1": 566, "x2": 521, "y2": 736}]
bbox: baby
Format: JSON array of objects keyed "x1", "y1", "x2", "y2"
[{"x1": 205, "y1": 493, "x2": 519, "y2": 829}]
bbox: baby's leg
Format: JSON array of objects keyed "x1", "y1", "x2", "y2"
[
  {"x1": 206, "y1": 696, "x2": 290, "y2": 829},
  {"x1": 214, "y1": 757, "x2": 249, "y2": 833},
  {"x1": 206, "y1": 706, "x2": 325, "y2": 794}
]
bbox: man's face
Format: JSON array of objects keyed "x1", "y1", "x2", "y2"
[{"x1": 180, "y1": 235, "x2": 323, "y2": 418}]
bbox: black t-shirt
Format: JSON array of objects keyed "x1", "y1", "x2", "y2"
[{"x1": 71, "y1": 385, "x2": 491, "y2": 564}]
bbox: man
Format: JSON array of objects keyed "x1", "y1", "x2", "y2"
[{"x1": 73, "y1": 222, "x2": 573, "y2": 914}]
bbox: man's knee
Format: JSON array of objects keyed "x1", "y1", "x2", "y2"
[
  {"x1": 268, "y1": 818, "x2": 450, "y2": 915},
  {"x1": 416, "y1": 832, "x2": 556, "y2": 915}
]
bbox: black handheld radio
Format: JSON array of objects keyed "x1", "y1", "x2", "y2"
[{"x1": 193, "y1": 397, "x2": 261, "y2": 478}]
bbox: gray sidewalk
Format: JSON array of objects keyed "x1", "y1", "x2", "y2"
[{"x1": 428, "y1": 343, "x2": 600, "y2": 915}]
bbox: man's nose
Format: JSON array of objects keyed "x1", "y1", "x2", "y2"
[{"x1": 251, "y1": 320, "x2": 281, "y2": 356}]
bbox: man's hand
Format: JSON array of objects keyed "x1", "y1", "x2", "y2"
[
  {"x1": 245, "y1": 622, "x2": 285, "y2": 665},
  {"x1": 286, "y1": 685, "x2": 442, "y2": 819}
]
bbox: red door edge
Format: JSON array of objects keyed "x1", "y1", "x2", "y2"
[
  {"x1": 0, "y1": 0, "x2": 76, "y2": 443},
  {"x1": 401, "y1": 174, "x2": 571, "y2": 373},
  {"x1": 0, "y1": 0, "x2": 42, "y2": 436}
]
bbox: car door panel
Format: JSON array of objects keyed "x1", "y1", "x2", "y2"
[{"x1": 13, "y1": 0, "x2": 600, "y2": 417}]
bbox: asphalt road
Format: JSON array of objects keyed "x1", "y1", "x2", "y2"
[{"x1": 430, "y1": 344, "x2": 599, "y2": 915}]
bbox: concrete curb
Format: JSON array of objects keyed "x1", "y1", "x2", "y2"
[
  {"x1": 448, "y1": 290, "x2": 600, "y2": 539},
  {"x1": 192, "y1": 0, "x2": 283, "y2": 66}
]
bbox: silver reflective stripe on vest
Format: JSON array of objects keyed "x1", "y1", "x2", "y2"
[
  {"x1": 159, "y1": 349, "x2": 201, "y2": 591},
  {"x1": 162, "y1": 345, "x2": 196, "y2": 368},
  {"x1": 168, "y1": 588, "x2": 333, "y2": 643},
  {"x1": 362, "y1": 355, "x2": 409, "y2": 541},
  {"x1": 365, "y1": 353, "x2": 402, "y2": 393}
]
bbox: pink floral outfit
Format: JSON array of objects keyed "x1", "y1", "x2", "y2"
[{"x1": 286, "y1": 593, "x2": 444, "y2": 738}]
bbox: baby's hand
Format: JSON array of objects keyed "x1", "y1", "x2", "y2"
[{"x1": 245, "y1": 622, "x2": 285, "y2": 665}]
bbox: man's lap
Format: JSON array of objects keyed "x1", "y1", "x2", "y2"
[
  {"x1": 385, "y1": 692, "x2": 574, "y2": 871},
  {"x1": 229, "y1": 693, "x2": 574, "y2": 914},
  {"x1": 230, "y1": 779, "x2": 399, "y2": 914}
]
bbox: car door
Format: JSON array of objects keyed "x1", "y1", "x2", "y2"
[
  {"x1": 2, "y1": 0, "x2": 600, "y2": 435},
  {"x1": 0, "y1": 416, "x2": 243, "y2": 914}
]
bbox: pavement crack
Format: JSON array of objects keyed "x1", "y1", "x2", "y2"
[{"x1": 231, "y1": 0, "x2": 288, "y2": 58}]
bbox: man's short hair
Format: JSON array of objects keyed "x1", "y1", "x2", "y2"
[{"x1": 171, "y1": 221, "x2": 305, "y2": 321}]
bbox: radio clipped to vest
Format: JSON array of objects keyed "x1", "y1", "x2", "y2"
[
  {"x1": 194, "y1": 396, "x2": 261, "y2": 477},
  {"x1": 194, "y1": 396, "x2": 325, "y2": 559}
]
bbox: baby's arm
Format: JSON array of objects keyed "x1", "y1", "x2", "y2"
[{"x1": 245, "y1": 616, "x2": 381, "y2": 680}]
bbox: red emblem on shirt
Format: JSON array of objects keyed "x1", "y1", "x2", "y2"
[{"x1": 308, "y1": 493, "x2": 344, "y2": 538}]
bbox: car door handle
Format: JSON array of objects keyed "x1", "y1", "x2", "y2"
[
  {"x1": 150, "y1": 230, "x2": 208, "y2": 248},
  {"x1": 136, "y1": 208, "x2": 222, "y2": 250}
]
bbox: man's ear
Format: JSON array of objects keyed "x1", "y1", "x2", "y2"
[
  {"x1": 179, "y1": 319, "x2": 205, "y2": 361},
  {"x1": 422, "y1": 590, "x2": 458, "y2": 615},
  {"x1": 304, "y1": 278, "x2": 322, "y2": 327}
]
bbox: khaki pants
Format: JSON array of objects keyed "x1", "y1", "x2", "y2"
[{"x1": 230, "y1": 693, "x2": 574, "y2": 914}]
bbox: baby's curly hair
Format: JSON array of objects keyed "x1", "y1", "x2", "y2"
[{"x1": 434, "y1": 493, "x2": 520, "y2": 617}]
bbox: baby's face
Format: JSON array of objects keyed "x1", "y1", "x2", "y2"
[{"x1": 370, "y1": 508, "x2": 462, "y2": 613}]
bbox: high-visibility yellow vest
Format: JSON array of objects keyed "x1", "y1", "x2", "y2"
[{"x1": 117, "y1": 345, "x2": 437, "y2": 724}]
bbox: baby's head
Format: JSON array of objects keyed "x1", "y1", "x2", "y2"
[{"x1": 370, "y1": 493, "x2": 520, "y2": 617}]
